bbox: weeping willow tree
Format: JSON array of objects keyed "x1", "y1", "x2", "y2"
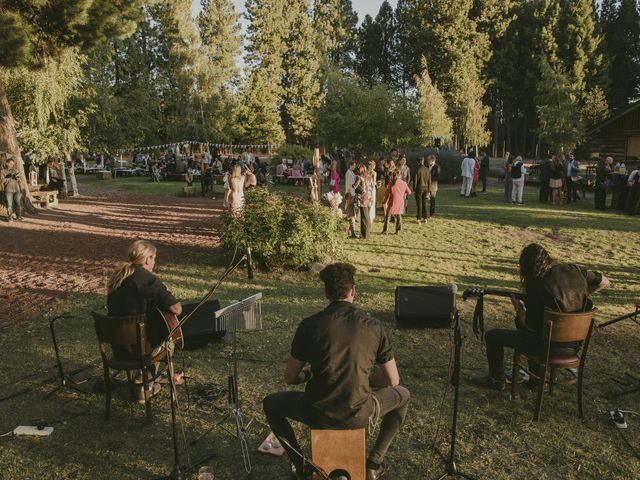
[
  {"x1": 2, "y1": 49, "x2": 90, "y2": 158},
  {"x1": 0, "y1": 0, "x2": 142, "y2": 202}
]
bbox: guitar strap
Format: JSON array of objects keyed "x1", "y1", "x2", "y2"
[{"x1": 472, "y1": 294, "x2": 485, "y2": 341}]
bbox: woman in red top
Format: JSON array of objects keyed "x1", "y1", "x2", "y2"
[
  {"x1": 471, "y1": 157, "x2": 480, "y2": 196},
  {"x1": 382, "y1": 170, "x2": 412, "y2": 234}
]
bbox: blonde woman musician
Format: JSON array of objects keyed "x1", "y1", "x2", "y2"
[{"x1": 107, "y1": 240, "x2": 182, "y2": 401}]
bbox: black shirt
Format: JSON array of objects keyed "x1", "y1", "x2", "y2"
[
  {"x1": 429, "y1": 163, "x2": 440, "y2": 182},
  {"x1": 539, "y1": 158, "x2": 551, "y2": 182},
  {"x1": 290, "y1": 301, "x2": 394, "y2": 428},
  {"x1": 107, "y1": 266, "x2": 178, "y2": 347},
  {"x1": 524, "y1": 263, "x2": 602, "y2": 334}
]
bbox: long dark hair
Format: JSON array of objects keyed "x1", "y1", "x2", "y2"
[{"x1": 519, "y1": 243, "x2": 554, "y2": 289}]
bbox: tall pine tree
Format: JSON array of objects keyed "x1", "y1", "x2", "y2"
[
  {"x1": 601, "y1": 0, "x2": 640, "y2": 110},
  {"x1": 242, "y1": 0, "x2": 289, "y2": 144},
  {"x1": 281, "y1": 0, "x2": 323, "y2": 143},
  {"x1": 415, "y1": 56, "x2": 452, "y2": 143}
]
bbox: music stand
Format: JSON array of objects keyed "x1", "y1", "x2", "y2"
[{"x1": 191, "y1": 293, "x2": 263, "y2": 475}]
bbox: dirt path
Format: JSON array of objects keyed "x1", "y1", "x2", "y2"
[{"x1": 0, "y1": 181, "x2": 223, "y2": 327}]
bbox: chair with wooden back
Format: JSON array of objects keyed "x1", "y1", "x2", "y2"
[
  {"x1": 92, "y1": 311, "x2": 167, "y2": 422},
  {"x1": 511, "y1": 308, "x2": 597, "y2": 421}
]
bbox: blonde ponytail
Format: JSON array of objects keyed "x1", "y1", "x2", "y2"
[{"x1": 107, "y1": 240, "x2": 157, "y2": 294}]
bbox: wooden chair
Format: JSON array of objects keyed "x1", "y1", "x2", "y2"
[
  {"x1": 310, "y1": 428, "x2": 366, "y2": 480},
  {"x1": 511, "y1": 308, "x2": 597, "y2": 421},
  {"x1": 92, "y1": 312, "x2": 168, "y2": 422}
]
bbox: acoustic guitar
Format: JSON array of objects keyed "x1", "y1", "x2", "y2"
[
  {"x1": 463, "y1": 287, "x2": 526, "y2": 302},
  {"x1": 147, "y1": 306, "x2": 185, "y2": 350}
]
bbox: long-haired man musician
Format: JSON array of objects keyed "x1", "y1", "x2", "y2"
[
  {"x1": 475, "y1": 243, "x2": 608, "y2": 390},
  {"x1": 263, "y1": 263, "x2": 410, "y2": 480}
]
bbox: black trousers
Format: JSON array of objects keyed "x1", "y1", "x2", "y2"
[
  {"x1": 415, "y1": 190, "x2": 429, "y2": 220},
  {"x1": 263, "y1": 386, "x2": 410, "y2": 472},
  {"x1": 480, "y1": 172, "x2": 488, "y2": 192},
  {"x1": 626, "y1": 184, "x2": 640, "y2": 215},
  {"x1": 430, "y1": 195, "x2": 436, "y2": 215},
  {"x1": 485, "y1": 327, "x2": 577, "y2": 379},
  {"x1": 383, "y1": 214, "x2": 402, "y2": 233},
  {"x1": 359, "y1": 206, "x2": 371, "y2": 238},
  {"x1": 539, "y1": 182, "x2": 551, "y2": 203},
  {"x1": 594, "y1": 183, "x2": 607, "y2": 210},
  {"x1": 565, "y1": 177, "x2": 579, "y2": 201}
]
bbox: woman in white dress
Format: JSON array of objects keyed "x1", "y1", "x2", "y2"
[{"x1": 367, "y1": 160, "x2": 377, "y2": 223}]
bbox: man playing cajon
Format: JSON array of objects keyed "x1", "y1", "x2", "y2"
[{"x1": 263, "y1": 263, "x2": 410, "y2": 480}]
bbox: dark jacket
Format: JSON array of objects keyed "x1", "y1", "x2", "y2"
[
  {"x1": 429, "y1": 163, "x2": 440, "y2": 182},
  {"x1": 413, "y1": 165, "x2": 431, "y2": 192},
  {"x1": 480, "y1": 155, "x2": 490, "y2": 174},
  {"x1": 539, "y1": 158, "x2": 551, "y2": 182}
]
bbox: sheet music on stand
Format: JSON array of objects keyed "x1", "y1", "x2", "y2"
[
  {"x1": 202, "y1": 293, "x2": 263, "y2": 475},
  {"x1": 214, "y1": 293, "x2": 263, "y2": 332}
]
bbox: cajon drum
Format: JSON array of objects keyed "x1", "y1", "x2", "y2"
[{"x1": 311, "y1": 429, "x2": 365, "y2": 480}]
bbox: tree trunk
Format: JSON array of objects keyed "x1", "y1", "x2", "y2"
[
  {"x1": 64, "y1": 151, "x2": 79, "y2": 196},
  {"x1": 0, "y1": 76, "x2": 35, "y2": 212}
]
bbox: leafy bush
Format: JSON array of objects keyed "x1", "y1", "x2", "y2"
[
  {"x1": 220, "y1": 188, "x2": 343, "y2": 270},
  {"x1": 271, "y1": 144, "x2": 313, "y2": 166}
]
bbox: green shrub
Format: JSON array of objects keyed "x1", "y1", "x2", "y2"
[
  {"x1": 271, "y1": 144, "x2": 313, "y2": 166},
  {"x1": 220, "y1": 188, "x2": 343, "y2": 270}
]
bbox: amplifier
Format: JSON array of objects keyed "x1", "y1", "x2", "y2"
[
  {"x1": 394, "y1": 285, "x2": 457, "y2": 328},
  {"x1": 181, "y1": 300, "x2": 224, "y2": 349}
]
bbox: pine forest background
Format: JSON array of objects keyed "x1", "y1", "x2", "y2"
[{"x1": 2, "y1": 0, "x2": 640, "y2": 159}]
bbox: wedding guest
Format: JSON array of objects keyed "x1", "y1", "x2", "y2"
[{"x1": 382, "y1": 170, "x2": 411, "y2": 235}]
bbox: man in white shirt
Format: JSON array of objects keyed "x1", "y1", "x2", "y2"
[
  {"x1": 460, "y1": 152, "x2": 475, "y2": 197},
  {"x1": 345, "y1": 161, "x2": 358, "y2": 238}
]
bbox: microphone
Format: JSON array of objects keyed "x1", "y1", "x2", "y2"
[
  {"x1": 448, "y1": 284, "x2": 458, "y2": 319},
  {"x1": 246, "y1": 246, "x2": 254, "y2": 280}
]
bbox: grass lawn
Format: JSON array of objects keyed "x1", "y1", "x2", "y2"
[{"x1": 1, "y1": 177, "x2": 639, "y2": 479}]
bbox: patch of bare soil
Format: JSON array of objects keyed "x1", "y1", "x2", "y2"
[{"x1": 0, "y1": 182, "x2": 223, "y2": 327}]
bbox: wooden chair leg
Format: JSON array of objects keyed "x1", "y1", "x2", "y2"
[
  {"x1": 577, "y1": 365, "x2": 585, "y2": 419},
  {"x1": 534, "y1": 364, "x2": 548, "y2": 421},
  {"x1": 103, "y1": 364, "x2": 112, "y2": 420},
  {"x1": 141, "y1": 365, "x2": 152, "y2": 423},
  {"x1": 510, "y1": 351, "x2": 518, "y2": 400},
  {"x1": 126, "y1": 370, "x2": 135, "y2": 400},
  {"x1": 548, "y1": 367, "x2": 556, "y2": 395}
]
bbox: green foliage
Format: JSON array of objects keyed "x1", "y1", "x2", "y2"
[
  {"x1": 219, "y1": 188, "x2": 342, "y2": 269},
  {"x1": 313, "y1": 0, "x2": 359, "y2": 70},
  {"x1": 535, "y1": 59, "x2": 584, "y2": 153},
  {"x1": 416, "y1": 57, "x2": 452, "y2": 145},
  {"x1": 601, "y1": 0, "x2": 640, "y2": 110},
  {"x1": 317, "y1": 70, "x2": 418, "y2": 154},
  {"x1": 2, "y1": 49, "x2": 90, "y2": 156},
  {"x1": 281, "y1": 0, "x2": 323, "y2": 143},
  {"x1": 271, "y1": 144, "x2": 313, "y2": 165}
]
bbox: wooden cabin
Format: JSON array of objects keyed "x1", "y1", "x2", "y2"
[{"x1": 588, "y1": 101, "x2": 640, "y2": 164}]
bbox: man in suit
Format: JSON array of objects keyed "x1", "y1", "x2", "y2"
[{"x1": 413, "y1": 157, "x2": 431, "y2": 224}]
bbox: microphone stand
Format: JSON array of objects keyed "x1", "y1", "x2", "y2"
[
  {"x1": 436, "y1": 311, "x2": 477, "y2": 480},
  {"x1": 154, "y1": 251, "x2": 249, "y2": 480}
]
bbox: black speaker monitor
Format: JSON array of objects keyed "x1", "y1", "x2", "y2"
[
  {"x1": 181, "y1": 300, "x2": 224, "y2": 349},
  {"x1": 394, "y1": 285, "x2": 457, "y2": 328}
]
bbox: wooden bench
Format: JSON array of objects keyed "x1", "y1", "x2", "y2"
[
  {"x1": 31, "y1": 190, "x2": 58, "y2": 208},
  {"x1": 311, "y1": 429, "x2": 365, "y2": 480}
]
